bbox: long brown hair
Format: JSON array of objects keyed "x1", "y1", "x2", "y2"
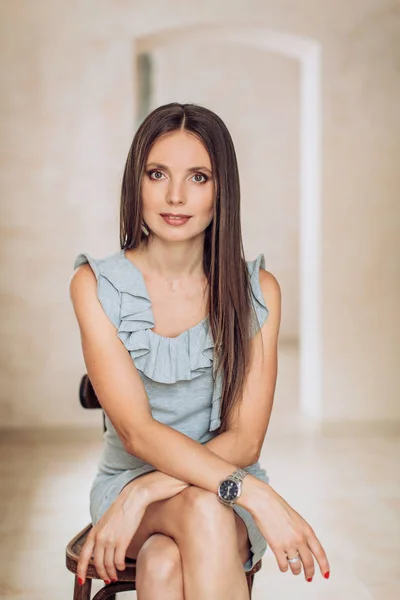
[{"x1": 120, "y1": 102, "x2": 259, "y2": 434}]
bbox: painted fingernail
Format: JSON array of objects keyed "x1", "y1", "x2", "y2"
[
  {"x1": 111, "y1": 578, "x2": 117, "y2": 582},
  {"x1": 307, "y1": 577, "x2": 313, "y2": 582},
  {"x1": 78, "y1": 578, "x2": 84, "y2": 586},
  {"x1": 324, "y1": 571, "x2": 330, "y2": 579},
  {"x1": 104, "y1": 580, "x2": 111, "y2": 585}
]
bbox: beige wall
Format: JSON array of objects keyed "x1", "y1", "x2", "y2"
[
  {"x1": 0, "y1": 0, "x2": 398, "y2": 428},
  {"x1": 321, "y1": 7, "x2": 400, "y2": 427}
]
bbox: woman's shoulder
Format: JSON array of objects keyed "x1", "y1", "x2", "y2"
[
  {"x1": 246, "y1": 253, "x2": 280, "y2": 294},
  {"x1": 245, "y1": 253, "x2": 281, "y2": 335},
  {"x1": 71, "y1": 249, "x2": 128, "y2": 329}
]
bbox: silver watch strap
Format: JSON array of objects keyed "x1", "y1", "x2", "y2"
[{"x1": 229, "y1": 467, "x2": 248, "y2": 484}]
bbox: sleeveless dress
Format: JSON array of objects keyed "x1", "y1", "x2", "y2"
[{"x1": 73, "y1": 249, "x2": 270, "y2": 572}]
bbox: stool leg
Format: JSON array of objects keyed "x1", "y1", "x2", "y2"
[
  {"x1": 73, "y1": 575, "x2": 92, "y2": 600},
  {"x1": 246, "y1": 573, "x2": 255, "y2": 597}
]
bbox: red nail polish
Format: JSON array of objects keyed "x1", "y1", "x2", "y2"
[
  {"x1": 104, "y1": 580, "x2": 111, "y2": 585},
  {"x1": 111, "y1": 579, "x2": 117, "y2": 582},
  {"x1": 78, "y1": 578, "x2": 83, "y2": 586},
  {"x1": 307, "y1": 577, "x2": 313, "y2": 582},
  {"x1": 324, "y1": 571, "x2": 330, "y2": 579}
]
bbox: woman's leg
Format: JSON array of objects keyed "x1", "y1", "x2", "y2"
[
  {"x1": 135, "y1": 533, "x2": 184, "y2": 600},
  {"x1": 125, "y1": 485, "x2": 252, "y2": 600},
  {"x1": 133, "y1": 513, "x2": 251, "y2": 600}
]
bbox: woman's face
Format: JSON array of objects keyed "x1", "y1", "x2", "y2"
[{"x1": 141, "y1": 130, "x2": 215, "y2": 241}]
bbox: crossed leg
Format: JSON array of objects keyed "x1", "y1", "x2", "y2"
[{"x1": 124, "y1": 485, "x2": 252, "y2": 600}]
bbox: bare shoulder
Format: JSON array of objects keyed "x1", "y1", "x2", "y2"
[
  {"x1": 68, "y1": 263, "x2": 109, "y2": 334},
  {"x1": 69, "y1": 263, "x2": 97, "y2": 304},
  {"x1": 258, "y1": 268, "x2": 281, "y2": 313}
]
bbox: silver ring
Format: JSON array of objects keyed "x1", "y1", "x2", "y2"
[{"x1": 287, "y1": 555, "x2": 301, "y2": 564}]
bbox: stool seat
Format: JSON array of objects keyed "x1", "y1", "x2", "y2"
[{"x1": 66, "y1": 522, "x2": 262, "y2": 599}]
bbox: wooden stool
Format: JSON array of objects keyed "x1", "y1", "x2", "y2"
[
  {"x1": 66, "y1": 374, "x2": 263, "y2": 598},
  {"x1": 66, "y1": 523, "x2": 262, "y2": 599}
]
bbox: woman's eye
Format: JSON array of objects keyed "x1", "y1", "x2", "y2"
[
  {"x1": 192, "y1": 173, "x2": 207, "y2": 184},
  {"x1": 148, "y1": 170, "x2": 164, "y2": 180}
]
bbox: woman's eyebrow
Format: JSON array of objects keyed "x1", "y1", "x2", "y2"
[{"x1": 146, "y1": 162, "x2": 212, "y2": 174}]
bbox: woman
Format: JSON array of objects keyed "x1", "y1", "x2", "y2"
[{"x1": 70, "y1": 102, "x2": 329, "y2": 599}]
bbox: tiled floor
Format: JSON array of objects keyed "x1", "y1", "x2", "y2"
[{"x1": 0, "y1": 343, "x2": 399, "y2": 599}]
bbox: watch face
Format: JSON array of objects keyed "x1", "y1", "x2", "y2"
[{"x1": 219, "y1": 479, "x2": 239, "y2": 501}]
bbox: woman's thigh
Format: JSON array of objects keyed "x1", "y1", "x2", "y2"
[{"x1": 124, "y1": 486, "x2": 251, "y2": 565}]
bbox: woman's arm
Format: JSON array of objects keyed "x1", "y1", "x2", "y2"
[
  {"x1": 124, "y1": 431, "x2": 255, "y2": 505},
  {"x1": 121, "y1": 429, "x2": 261, "y2": 506},
  {"x1": 70, "y1": 264, "x2": 276, "y2": 511}
]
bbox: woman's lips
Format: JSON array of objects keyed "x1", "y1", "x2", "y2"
[{"x1": 161, "y1": 215, "x2": 191, "y2": 226}]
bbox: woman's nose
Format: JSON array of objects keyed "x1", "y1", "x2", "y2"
[{"x1": 166, "y1": 178, "x2": 186, "y2": 204}]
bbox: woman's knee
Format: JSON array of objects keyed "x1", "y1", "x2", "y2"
[
  {"x1": 136, "y1": 533, "x2": 182, "y2": 582},
  {"x1": 179, "y1": 486, "x2": 236, "y2": 531},
  {"x1": 138, "y1": 487, "x2": 237, "y2": 547}
]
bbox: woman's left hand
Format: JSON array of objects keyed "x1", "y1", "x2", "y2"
[
  {"x1": 244, "y1": 478, "x2": 330, "y2": 582},
  {"x1": 77, "y1": 483, "x2": 148, "y2": 586}
]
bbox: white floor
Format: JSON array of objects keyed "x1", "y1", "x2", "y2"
[{"x1": 0, "y1": 342, "x2": 399, "y2": 599}]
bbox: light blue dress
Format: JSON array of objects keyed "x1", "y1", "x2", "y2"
[{"x1": 73, "y1": 249, "x2": 270, "y2": 572}]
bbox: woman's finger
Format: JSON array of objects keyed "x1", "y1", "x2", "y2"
[
  {"x1": 93, "y1": 537, "x2": 108, "y2": 582},
  {"x1": 297, "y1": 545, "x2": 315, "y2": 581},
  {"x1": 77, "y1": 534, "x2": 95, "y2": 585},
  {"x1": 307, "y1": 531, "x2": 330, "y2": 578},
  {"x1": 103, "y1": 543, "x2": 118, "y2": 582},
  {"x1": 272, "y1": 546, "x2": 291, "y2": 573},
  {"x1": 285, "y1": 549, "x2": 302, "y2": 576},
  {"x1": 114, "y1": 537, "x2": 129, "y2": 573}
]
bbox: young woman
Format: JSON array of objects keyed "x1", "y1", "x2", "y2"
[{"x1": 70, "y1": 102, "x2": 329, "y2": 599}]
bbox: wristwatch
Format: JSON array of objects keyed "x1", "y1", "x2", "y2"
[{"x1": 217, "y1": 468, "x2": 248, "y2": 507}]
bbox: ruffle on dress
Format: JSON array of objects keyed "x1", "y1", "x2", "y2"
[
  {"x1": 73, "y1": 250, "x2": 268, "y2": 432},
  {"x1": 247, "y1": 252, "x2": 270, "y2": 337}
]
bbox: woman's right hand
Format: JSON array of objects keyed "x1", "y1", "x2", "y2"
[
  {"x1": 77, "y1": 484, "x2": 148, "y2": 586},
  {"x1": 243, "y1": 477, "x2": 330, "y2": 582}
]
